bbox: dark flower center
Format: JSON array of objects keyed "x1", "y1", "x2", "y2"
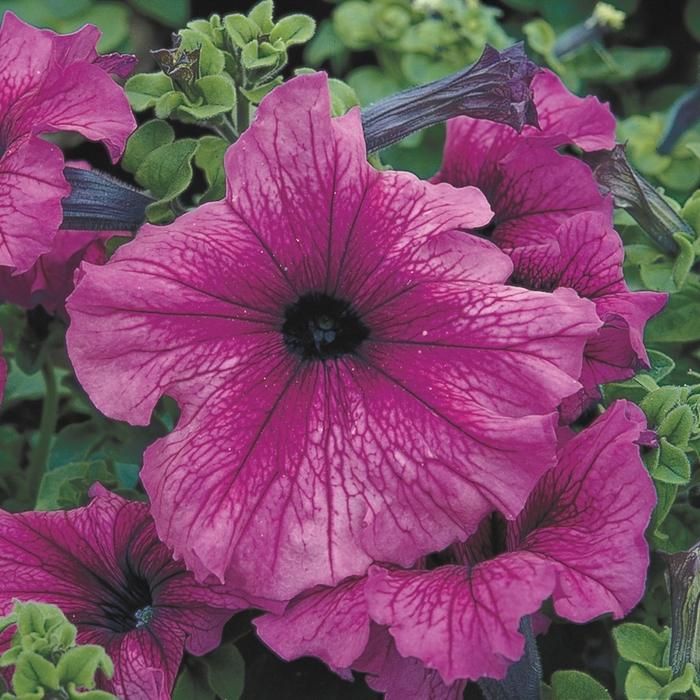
[
  {"x1": 98, "y1": 572, "x2": 155, "y2": 633},
  {"x1": 282, "y1": 292, "x2": 369, "y2": 361}
]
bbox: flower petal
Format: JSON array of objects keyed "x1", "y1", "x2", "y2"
[
  {"x1": 255, "y1": 577, "x2": 370, "y2": 671},
  {"x1": 366, "y1": 556, "x2": 554, "y2": 683},
  {"x1": 356, "y1": 626, "x2": 465, "y2": 700},
  {"x1": 532, "y1": 69, "x2": 616, "y2": 151},
  {"x1": 18, "y1": 61, "x2": 136, "y2": 161},
  {"x1": 514, "y1": 400, "x2": 656, "y2": 620},
  {"x1": 0, "y1": 136, "x2": 69, "y2": 272}
]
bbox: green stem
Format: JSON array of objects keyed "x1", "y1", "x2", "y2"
[
  {"x1": 209, "y1": 116, "x2": 238, "y2": 143},
  {"x1": 236, "y1": 87, "x2": 250, "y2": 135},
  {"x1": 27, "y1": 360, "x2": 58, "y2": 502}
]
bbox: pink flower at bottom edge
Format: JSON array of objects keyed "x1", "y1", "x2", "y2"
[
  {"x1": 0, "y1": 486, "x2": 272, "y2": 700},
  {"x1": 66, "y1": 71, "x2": 602, "y2": 602},
  {"x1": 255, "y1": 400, "x2": 655, "y2": 691}
]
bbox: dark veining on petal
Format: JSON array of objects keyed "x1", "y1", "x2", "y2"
[{"x1": 282, "y1": 291, "x2": 369, "y2": 361}]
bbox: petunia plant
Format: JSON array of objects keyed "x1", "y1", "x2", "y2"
[{"x1": 0, "y1": 0, "x2": 699, "y2": 698}]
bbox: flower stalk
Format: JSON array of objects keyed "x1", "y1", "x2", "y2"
[
  {"x1": 663, "y1": 543, "x2": 700, "y2": 678},
  {"x1": 362, "y1": 43, "x2": 539, "y2": 153},
  {"x1": 61, "y1": 166, "x2": 154, "y2": 231},
  {"x1": 27, "y1": 359, "x2": 59, "y2": 502},
  {"x1": 582, "y1": 145, "x2": 694, "y2": 255},
  {"x1": 477, "y1": 617, "x2": 543, "y2": 700}
]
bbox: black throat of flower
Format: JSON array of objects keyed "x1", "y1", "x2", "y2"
[
  {"x1": 97, "y1": 570, "x2": 155, "y2": 634},
  {"x1": 282, "y1": 292, "x2": 369, "y2": 361}
]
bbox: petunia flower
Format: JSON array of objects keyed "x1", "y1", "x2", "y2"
[
  {"x1": 255, "y1": 400, "x2": 656, "y2": 691},
  {"x1": 0, "y1": 12, "x2": 135, "y2": 273},
  {"x1": 0, "y1": 163, "x2": 118, "y2": 318},
  {"x1": 0, "y1": 485, "x2": 262, "y2": 700},
  {"x1": 66, "y1": 71, "x2": 601, "y2": 602},
  {"x1": 434, "y1": 70, "x2": 664, "y2": 420},
  {"x1": 508, "y1": 211, "x2": 666, "y2": 420}
]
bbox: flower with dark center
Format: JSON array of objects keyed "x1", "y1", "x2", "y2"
[
  {"x1": 66, "y1": 71, "x2": 601, "y2": 603},
  {"x1": 0, "y1": 486, "x2": 261, "y2": 700}
]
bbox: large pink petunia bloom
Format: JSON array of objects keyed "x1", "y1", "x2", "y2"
[
  {"x1": 434, "y1": 70, "x2": 664, "y2": 419},
  {"x1": 256, "y1": 400, "x2": 655, "y2": 689},
  {"x1": 0, "y1": 12, "x2": 135, "y2": 273},
  {"x1": 66, "y1": 71, "x2": 601, "y2": 601},
  {"x1": 0, "y1": 486, "x2": 261, "y2": 700}
]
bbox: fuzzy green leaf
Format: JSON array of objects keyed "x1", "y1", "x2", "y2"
[
  {"x1": 271, "y1": 14, "x2": 316, "y2": 46},
  {"x1": 125, "y1": 73, "x2": 173, "y2": 112},
  {"x1": 57, "y1": 645, "x2": 113, "y2": 688},
  {"x1": 122, "y1": 120, "x2": 175, "y2": 175},
  {"x1": 550, "y1": 670, "x2": 611, "y2": 699},
  {"x1": 194, "y1": 136, "x2": 228, "y2": 203},
  {"x1": 13, "y1": 652, "x2": 59, "y2": 693},
  {"x1": 135, "y1": 139, "x2": 198, "y2": 202}
]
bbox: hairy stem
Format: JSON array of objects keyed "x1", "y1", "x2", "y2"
[{"x1": 27, "y1": 360, "x2": 59, "y2": 502}]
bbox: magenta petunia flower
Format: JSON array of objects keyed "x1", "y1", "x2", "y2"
[
  {"x1": 0, "y1": 485, "x2": 262, "y2": 700},
  {"x1": 0, "y1": 161, "x2": 117, "y2": 318},
  {"x1": 255, "y1": 400, "x2": 655, "y2": 687},
  {"x1": 508, "y1": 211, "x2": 667, "y2": 419},
  {"x1": 434, "y1": 71, "x2": 663, "y2": 419},
  {"x1": 66, "y1": 71, "x2": 601, "y2": 601},
  {"x1": 0, "y1": 12, "x2": 135, "y2": 273}
]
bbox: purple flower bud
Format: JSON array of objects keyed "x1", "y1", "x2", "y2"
[
  {"x1": 361, "y1": 43, "x2": 539, "y2": 154},
  {"x1": 583, "y1": 144, "x2": 694, "y2": 254}
]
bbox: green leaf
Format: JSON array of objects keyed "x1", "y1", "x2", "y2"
[
  {"x1": 304, "y1": 19, "x2": 349, "y2": 71},
  {"x1": 271, "y1": 14, "x2": 315, "y2": 46},
  {"x1": 647, "y1": 276, "x2": 700, "y2": 343},
  {"x1": 56, "y1": 3, "x2": 130, "y2": 53},
  {"x1": 239, "y1": 77, "x2": 283, "y2": 105},
  {"x1": 194, "y1": 136, "x2": 228, "y2": 203},
  {"x1": 135, "y1": 138, "x2": 198, "y2": 202},
  {"x1": 614, "y1": 623, "x2": 670, "y2": 668},
  {"x1": 657, "y1": 405, "x2": 694, "y2": 447},
  {"x1": 625, "y1": 661, "x2": 696, "y2": 700},
  {"x1": 550, "y1": 670, "x2": 611, "y2": 699},
  {"x1": 333, "y1": 1, "x2": 379, "y2": 50},
  {"x1": 122, "y1": 120, "x2": 175, "y2": 175},
  {"x1": 13, "y1": 652, "x2": 59, "y2": 693},
  {"x1": 672, "y1": 234, "x2": 696, "y2": 290},
  {"x1": 129, "y1": 0, "x2": 189, "y2": 27},
  {"x1": 202, "y1": 644, "x2": 244, "y2": 700},
  {"x1": 248, "y1": 0, "x2": 274, "y2": 33},
  {"x1": 57, "y1": 646, "x2": 113, "y2": 688},
  {"x1": 125, "y1": 73, "x2": 173, "y2": 112},
  {"x1": 176, "y1": 75, "x2": 236, "y2": 120},
  {"x1": 648, "y1": 438, "x2": 691, "y2": 485},
  {"x1": 327, "y1": 78, "x2": 359, "y2": 117},
  {"x1": 48, "y1": 423, "x2": 101, "y2": 471},
  {"x1": 68, "y1": 690, "x2": 119, "y2": 700},
  {"x1": 223, "y1": 14, "x2": 258, "y2": 49},
  {"x1": 36, "y1": 461, "x2": 116, "y2": 511},
  {"x1": 172, "y1": 662, "x2": 215, "y2": 700},
  {"x1": 154, "y1": 91, "x2": 186, "y2": 120},
  {"x1": 686, "y1": 0, "x2": 700, "y2": 42}
]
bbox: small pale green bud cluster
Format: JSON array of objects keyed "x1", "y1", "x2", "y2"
[
  {"x1": 125, "y1": 1, "x2": 316, "y2": 127},
  {"x1": 0, "y1": 601, "x2": 116, "y2": 700}
]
